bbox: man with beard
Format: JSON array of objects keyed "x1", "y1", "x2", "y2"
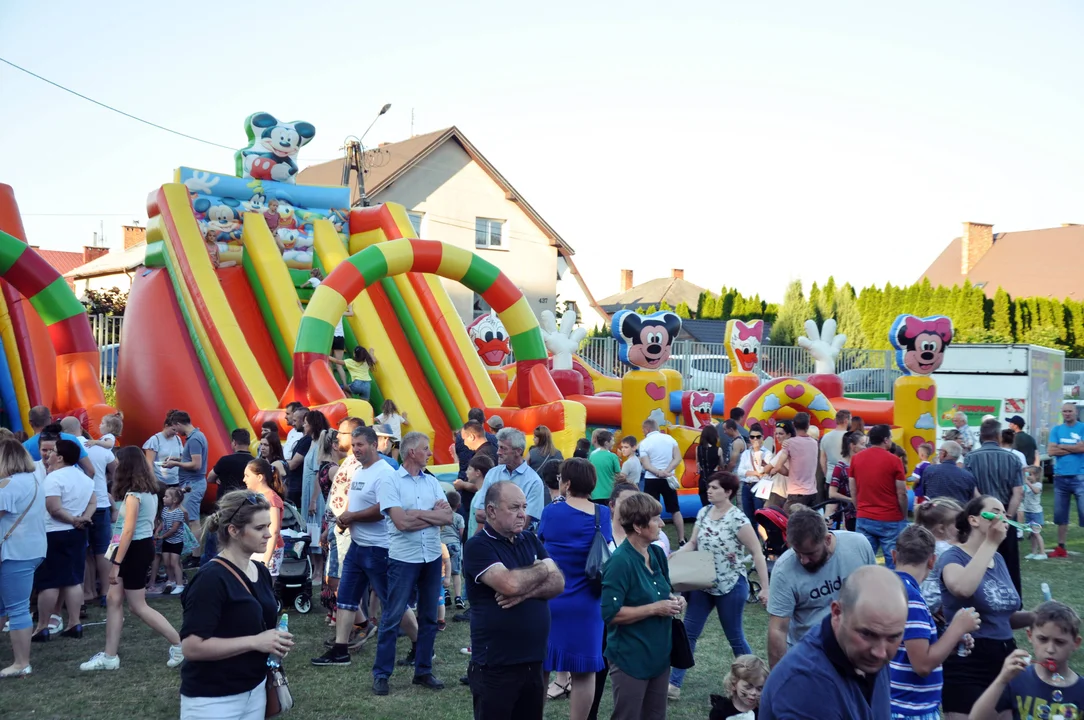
[
  {"x1": 766, "y1": 506, "x2": 876, "y2": 668},
  {"x1": 761, "y1": 565, "x2": 908, "y2": 719}
]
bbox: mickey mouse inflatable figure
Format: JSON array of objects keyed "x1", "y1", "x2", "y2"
[
  {"x1": 611, "y1": 310, "x2": 682, "y2": 370},
  {"x1": 235, "y1": 112, "x2": 316, "y2": 184}
]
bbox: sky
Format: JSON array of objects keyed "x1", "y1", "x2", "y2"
[{"x1": 2, "y1": 0, "x2": 1082, "y2": 303}]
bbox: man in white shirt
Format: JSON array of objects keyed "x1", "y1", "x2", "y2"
[
  {"x1": 819, "y1": 409, "x2": 851, "y2": 487},
  {"x1": 638, "y1": 418, "x2": 686, "y2": 545},
  {"x1": 952, "y1": 412, "x2": 976, "y2": 454},
  {"x1": 60, "y1": 417, "x2": 117, "y2": 605},
  {"x1": 312, "y1": 425, "x2": 403, "y2": 667},
  {"x1": 283, "y1": 402, "x2": 305, "y2": 459}
]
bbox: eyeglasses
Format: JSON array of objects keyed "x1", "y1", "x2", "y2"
[
  {"x1": 749, "y1": 434, "x2": 763, "y2": 439},
  {"x1": 224, "y1": 493, "x2": 261, "y2": 527}
]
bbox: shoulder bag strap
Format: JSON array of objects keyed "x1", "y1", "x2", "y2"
[
  {"x1": 0, "y1": 476, "x2": 38, "y2": 546},
  {"x1": 212, "y1": 557, "x2": 253, "y2": 597},
  {"x1": 594, "y1": 503, "x2": 600, "y2": 530}
]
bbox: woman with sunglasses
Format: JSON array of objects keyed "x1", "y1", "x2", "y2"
[
  {"x1": 80, "y1": 447, "x2": 184, "y2": 672},
  {"x1": 243, "y1": 459, "x2": 285, "y2": 578},
  {"x1": 735, "y1": 424, "x2": 769, "y2": 522},
  {"x1": 180, "y1": 491, "x2": 294, "y2": 719}
]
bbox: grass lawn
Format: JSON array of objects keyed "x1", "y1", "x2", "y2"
[{"x1": 4, "y1": 492, "x2": 1084, "y2": 720}]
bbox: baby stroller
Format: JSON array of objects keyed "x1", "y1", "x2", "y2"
[
  {"x1": 278, "y1": 528, "x2": 313, "y2": 614},
  {"x1": 746, "y1": 499, "x2": 854, "y2": 602}
]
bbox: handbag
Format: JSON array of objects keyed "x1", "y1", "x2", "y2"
[
  {"x1": 670, "y1": 617, "x2": 695, "y2": 670},
  {"x1": 211, "y1": 559, "x2": 293, "y2": 717},
  {"x1": 0, "y1": 474, "x2": 38, "y2": 548},
  {"x1": 668, "y1": 550, "x2": 715, "y2": 592},
  {"x1": 180, "y1": 524, "x2": 200, "y2": 558},
  {"x1": 584, "y1": 505, "x2": 612, "y2": 594}
]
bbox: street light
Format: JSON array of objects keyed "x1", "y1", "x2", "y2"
[{"x1": 350, "y1": 103, "x2": 392, "y2": 207}]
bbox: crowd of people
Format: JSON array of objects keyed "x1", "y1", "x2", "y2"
[{"x1": 2, "y1": 399, "x2": 1084, "y2": 720}]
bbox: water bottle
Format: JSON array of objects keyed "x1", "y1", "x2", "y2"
[
  {"x1": 1042, "y1": 583, "x2": 1053, "y2": 602},
  {"x1": 956, "y1": 633, "x2": 972, "y2": 657},
  {"x1": 267, "y1": 613, "x2": 289, "y2": 668}
]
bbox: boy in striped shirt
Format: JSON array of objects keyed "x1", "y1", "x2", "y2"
[{"x1": 889, "y1": 525, "x2": 982, "y2": 719}]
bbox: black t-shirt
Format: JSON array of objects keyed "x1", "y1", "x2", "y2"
[
  {"x1": 213, "y1": 452, "x2": 253, "y2": 496},
  {"x1": 464, "y1": 524, "x2": 551, "y2": 666},
  {"x1": 710, "y1": 694, "x2": 758, "y2": 719},
  {"x1": 1013, "y1": 431, "x2": 1038, "y2": 466},
  {"x1": 180, "y1": 557, "x2": 277, "y2": 698},
  {"x1": 285, "y1": 436, "x2": 312, "y2": 494}
]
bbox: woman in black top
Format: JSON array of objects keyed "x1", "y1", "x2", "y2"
[
  {"x1": 696, "y1": 425, "x2": 724, "y2": 507},
  {"x1": 179, "y1": 490, "x2": 294, "y2": 719}
]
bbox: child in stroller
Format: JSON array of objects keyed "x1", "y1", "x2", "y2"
[{"x1": 277, "y1": 501, "x2": 314, "y2": 613}]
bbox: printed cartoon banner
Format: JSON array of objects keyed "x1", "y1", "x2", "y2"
[{"x1": 936, "y1": 397, "x2": 1003, "y2": 428}]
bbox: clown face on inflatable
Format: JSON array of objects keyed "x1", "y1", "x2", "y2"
[
  {"x1": 611, "y1": 310, "x2": 682, "y2": 370},
  {"x1": 468, "y1": 310, "x2": 511, "y2": 367},
  {"x1": 725, "y1": 319, "x2": 764, "y2": 374},
  {"x1": 890, "y1": 314, "x2": 954, "y2": 375}
]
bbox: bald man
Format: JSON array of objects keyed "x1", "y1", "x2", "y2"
[{"x1": 761, "y1": 565, "x2": 908, "y2": 720}]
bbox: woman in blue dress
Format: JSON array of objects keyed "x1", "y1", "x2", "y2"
[{"x1": 538, "y1": 458, "x2": 613, "y2": 720}]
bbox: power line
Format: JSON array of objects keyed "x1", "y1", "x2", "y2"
[{"x1": 0, "y1": 57, "x2": 236, "y2": 151}]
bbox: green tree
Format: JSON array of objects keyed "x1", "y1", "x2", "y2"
[
  {"x1": 771, "y1": 280, "x2": 810, "y2": 346},
  {"x1": 82, "y1": 287, "x2": 128, "y2": 316},
  {"x1": 675, "y1": 301, "x2": 692, "y2": 319},
  {"x1": 696, "y1": 291, "x2": 710, "y2": 318},
  {"x1": 659, "y1": 300, "x2": 672, "y2": 312},
  {"x1": 834, "y1": 283, "x2": 865, "y2": 348},
  {"x1": 992, "y1": 288, "x2": 1013, "y2": 341}
]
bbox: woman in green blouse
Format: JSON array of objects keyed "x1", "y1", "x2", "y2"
[{"x1": 601, "y1": 492, "x2": 686, "y2": 720}]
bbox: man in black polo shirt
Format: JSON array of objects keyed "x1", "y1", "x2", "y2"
[
  {"x1": 464, "y1": 481, "x2": 564, "y2": 720},
  {"x1": 1006, "y1": 414, "x2": 1037, "y2": 466},
  {"x1": 207, "y1": 428, "x2": 253, "y2": 496}
]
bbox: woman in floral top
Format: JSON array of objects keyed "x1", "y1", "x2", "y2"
[{"x1": 668, "y1": 471, "x2": 770, "y2": 700}]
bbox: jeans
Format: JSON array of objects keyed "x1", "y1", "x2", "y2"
[
  {"x1": 181, "y1": 479, "x2": 206, "y2": 518},
  {"x1": 348, "y1": 380, "x2": 371, "y2": 400},
  {"x1": 740, "y1": 484, "x2": 762, "y2": 523},
  {"x1": 856, "y1": 518, "x2": 907, "y2": 569},
  {"x1": 0, "y1": 558, "x2": 43, "y2": 631},
  {"x1": 1053, "y1": 474, "x2": 1084, "y2": 526},
  {"x1": 468, "y1": 661, "x2": 544, "y2": 720},
  {"x1": 670, "y1": 577, "x2": 751, "y2": 688},
  {"x1": 89, "y1": 507, "x2": 112, "y2": 555},
  {"x1": 373, "y1": 557, "x2": 441, "y2": 680}
]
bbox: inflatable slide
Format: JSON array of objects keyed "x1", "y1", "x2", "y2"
[{"x1": 0, "y1": 183, "x2": 114, "y2": 434}]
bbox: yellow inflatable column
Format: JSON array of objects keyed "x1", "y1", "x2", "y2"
[
  {"x1": 661, "y1": 368, "x2": 683, "y2": 425},
  {"x1": 894, "y1": 374, "x2": 937, "y2": 471},
  {"x1": 622, "y1": 370, "x2": 670, "y2": 440}
]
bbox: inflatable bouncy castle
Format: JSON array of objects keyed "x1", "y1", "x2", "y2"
[{"x1": 0, "y1": 184, "x2": 115, "y2": 435}]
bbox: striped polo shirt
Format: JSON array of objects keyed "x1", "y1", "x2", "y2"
[
  {"x1": 889, "y1": 571, "x2": 942, "y2": 716},
  {"x1": 963, "y1": 442, "x2": 1023, "y2": 508}
]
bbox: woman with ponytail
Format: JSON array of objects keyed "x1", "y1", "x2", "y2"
[
  {"x1": 308, "y1": 429, "x2": 343, "y2": 582},
  {"x1": 242, "y1": 459, "x2": 284, "y2": 577},
  {"x1": 180, "y1": 490, "x2": 294, "y2": 718}
]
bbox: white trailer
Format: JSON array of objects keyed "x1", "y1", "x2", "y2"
[
  {"x1": 927, "y1": 342, "x2": 1062, "y2": 455},
  {"x1": 932, "y1": 344, "x2": 1065, "y2": 459}
]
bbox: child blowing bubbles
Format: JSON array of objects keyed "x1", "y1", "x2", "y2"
[
  {"x1": 970, "y1": 601, "x2": 1084, "y2": 719},
  {"x1": 1022, "y1": 465, "x2": 1047, "y2": 560},
  {"x1": 710, "y1": 654, "x2": 768, "y2": 719}
]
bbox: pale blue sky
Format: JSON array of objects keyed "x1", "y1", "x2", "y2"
[{"x1": 2, "y1": 0, "x2": 1081, "y2": 303}]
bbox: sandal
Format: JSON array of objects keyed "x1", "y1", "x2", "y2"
[
  {"x1": 47, "y1": 614, "x2": 63, "y2": 634},
  {"x1": 546, "y1": 679, "x2": 571, "y2": 700}
]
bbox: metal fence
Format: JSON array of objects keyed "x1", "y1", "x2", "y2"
[
  {"x1": 577, "y1": 338, "x2": 898, "y2": 395},
  {"x1": 1067, "y1": 359, "x2": 1084, "y2": 374},
  {"x1": 89, "y1": 314, "x2": 123, "y2": 386}
]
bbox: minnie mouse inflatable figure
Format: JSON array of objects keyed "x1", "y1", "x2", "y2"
[{"x1": 890, "y1": 314, "x2": 954, "y2": 376}]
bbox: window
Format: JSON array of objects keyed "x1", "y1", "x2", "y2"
[
  {"x1": 564, "y1": 300, "x2": 579, "y2": 317},
  {"x1": 407, "y1": 211, "x2": 424, "y2": 237},
  {"x1": 472, "y1": 292, "x2": 492, "y2": 318},
  {"x1": 475, "y1": 217, "x2": 504, "y2": 248}
]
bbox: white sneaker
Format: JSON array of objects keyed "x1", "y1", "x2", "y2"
[
  {"x1": 667, "y1": 684, "x2": 681, "y2": 700},
  {"x1": 1032, "y1": 553, "x2": 1047, "y2": 561},
  {"x1": 167, "y1": 644, "x2": 185, "y2": 668},
  {"x1": 459, "y1": 646, "x2": 472, "y2": 656},
  {"x1": 80, "y1": 652, "x2": 120, "y2": 671}
]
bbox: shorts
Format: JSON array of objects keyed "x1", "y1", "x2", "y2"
[
  {"x1": 1053, "y1": 474, "x2": 1084, "y2": 526},
  {"x1": 336, "y1": 543, "x2": 377, "y2": 612},
  {"x1": 941, "y1": 636, "x2": 1015, "y2": 713},
  {"x1": 118, "y1": 537, "x2": 156, "y2": 590},
  {"x1": 88, "y1": 507, "x2": 113, "y2": 555},
  {"x1": 332, "y1": 335, "x2": 346, "y2": 352},
  {"x1": 181, "y1": 479, "x2": 206, "y2": 519},
  {"x1": 643, "y1": 476, "x2": 680, "y2": 514},
  {"x1": 162, "y1": 538, "x2": 184, "y2": 555},
  {"x1": 1025, "y1": 510, "x2": 1045, "y2": 531},
  {"x1": 36, "y1": 529, "x2": 88, "y2": 589},
  {"x1": 447, "y1": 542, "x2": 462, "y2": 575}
]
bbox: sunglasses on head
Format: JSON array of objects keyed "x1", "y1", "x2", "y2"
[{"x1": 224, "y1": 493, "x2": 261, "y2": 527}]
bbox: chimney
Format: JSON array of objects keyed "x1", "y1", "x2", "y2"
[
  {"x1": 671, "y1": 269, "x2": 684, "y2": 280},
  {"x1": 83, "y1": 246, "x2": 109, "y2": 263},
  {"x1": 961, "y1": 222, "x2": 993, "y2": 275},
  {"x1": 122, "y1": 224, "x2": 146, "y2": 250},
  {"x1": 620, "y1": 269, "x2": 634, "y2": 292}
]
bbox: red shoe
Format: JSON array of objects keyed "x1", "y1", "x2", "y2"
[{"x1": 1049, "y1": 546, "x2": 1069, "y2": 558}]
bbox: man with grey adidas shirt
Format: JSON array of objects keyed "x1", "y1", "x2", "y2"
[{"x1": 766, "y1": 506, "x2": 875, "y2": 668}]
